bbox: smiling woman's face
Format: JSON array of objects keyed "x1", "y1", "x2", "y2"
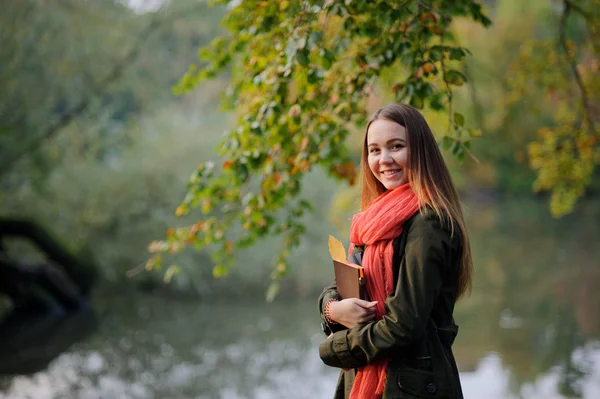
[{"x1": 367, "y1": 118, "x2": 408, "y2": 190}]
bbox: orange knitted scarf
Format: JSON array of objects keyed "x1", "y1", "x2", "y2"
[{"x1": 348, "y1": 183, "x2": 420, "y2": 399}]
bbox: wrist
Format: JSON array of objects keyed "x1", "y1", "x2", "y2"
[{"x1": 325, "y1": 299, "x2": 338, "y2": 325}]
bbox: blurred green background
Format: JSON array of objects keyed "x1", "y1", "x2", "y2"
[{"x1": 0, "y1": 0, "x2": 598, "y2": 398}]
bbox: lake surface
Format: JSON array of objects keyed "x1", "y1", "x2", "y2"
[{"x1": 0, "y1": 201, "x2": 599, "y2": 398}]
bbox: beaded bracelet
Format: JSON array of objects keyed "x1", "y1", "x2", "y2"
[{"x1": 324, "y1": 299, "x2": 338, "y2": 325}]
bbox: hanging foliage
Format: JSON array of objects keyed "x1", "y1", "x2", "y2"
[
  {"x1": 149, "y1": 0, "x2": 491, "y2": 299},
  {"x1": 506, "y1": 0, "x2": 599, "y2": 216}
]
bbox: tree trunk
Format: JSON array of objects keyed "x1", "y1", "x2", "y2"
[{"x1": 0, "y1": 218, "x2": 97, "y2": 312}]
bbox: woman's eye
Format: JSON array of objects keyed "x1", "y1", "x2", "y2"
[
  {"x1": 369, "y1": 148, "x2": 379, "y2": 153},
  {"x1": 392, "y1": 144, "x2": 404, "y2": 150}
]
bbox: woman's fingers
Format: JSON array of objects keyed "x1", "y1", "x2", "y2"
[
  {"x1": 355, "y1": 299, "x2": 378, "y2": 309},
  {"x1": 357, "y1": 306, "x2": 377, "y2": 320},
  {"x1": 356, "y1": 302, "x2": 378, "y2": 319},
  {"x1": 355, "y1": 302, "x2": 378, "y2": 323}
]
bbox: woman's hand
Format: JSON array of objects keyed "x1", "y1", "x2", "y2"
[{"x1": 328, "y1": 298, "x2": 378, "y2": 328}]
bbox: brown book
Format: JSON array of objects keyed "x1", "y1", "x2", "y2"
[
  {"x1": 328, "y1": 235, "x2": 366, "y2": 300},
  {"x1": 333, "y1": 259, "x2": 366, "y2": 300}
]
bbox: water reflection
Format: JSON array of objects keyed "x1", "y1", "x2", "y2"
[
  {"x1": 0, "y1": 296, "x2": 339, "y2": 398},
  {"x1": 0, "y1": 201, "x2": 598, "y2": 398},
  {"x1": 455, "y1": 200, "x2": 600, "y2": 398},
  {"x1": 0, "y1": 309, "x2": 97, "y2": 375}
]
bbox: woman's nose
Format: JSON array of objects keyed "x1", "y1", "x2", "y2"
[{"x1": 379, "y1": 151, "x2": 393, "y2": 164}]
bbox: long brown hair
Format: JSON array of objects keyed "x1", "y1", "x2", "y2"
[{"x1": 360, "y1": 103, "x2": 473, "y2": 298}]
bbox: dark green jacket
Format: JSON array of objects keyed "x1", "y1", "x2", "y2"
[{"x1": 318, "y1": 210, "x2": 464, "y2": 399}]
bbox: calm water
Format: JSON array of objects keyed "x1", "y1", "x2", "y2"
[{"x1": 0, "y1": 201, "x2": 599, "y2": 398}]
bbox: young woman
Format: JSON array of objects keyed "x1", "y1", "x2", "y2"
[{"x1": 318, "y1": 103, "x2": 472, "y2": 399}]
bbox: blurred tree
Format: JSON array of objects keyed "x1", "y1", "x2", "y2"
[
  {"x1": 0, "y1": 0, "x2": 225, "y2": 295},
  {"x1": 0, "y1": 0, "x2": 223, "y2": 187},
  {"x1": 505, "y1": 0, "x2": 599, "y2": 216},
  {"x1": 447, "y1": 0, "x2": 552, "y2": 196},
  {"x1": 151, "y1": 0, "x2": 492, "y2": 298}
]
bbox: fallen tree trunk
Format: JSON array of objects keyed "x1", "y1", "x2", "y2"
[{"x1": 0, "y1": 218, "x2": 97, "y2": 312}]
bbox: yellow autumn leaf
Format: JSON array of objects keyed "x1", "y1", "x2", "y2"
[
  {"x1": 213, "y1": 264, "x2": 228, "y2": 278},
  {"x1": 328, "y1": 235, "x2": 347, "y2": 262}
]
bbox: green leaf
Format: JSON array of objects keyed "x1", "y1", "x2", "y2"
[
  {"x1": 237, "y1": 235, "x2": 256, "y2": 248},
  {"x1": 409, "y1": 95, "x2": 424, "y2": 109},
  {"x1": 445, "y1": 69, "x2": 467, "y2": 86},
  {"x1": 310, "y1": 31, "x2": 323, "y2": 44},
  {"x1": 266, "y1": 281, "x2": 280, "y2": 302},
  {"x1": 469, "y1": 128, "x2": 483, "y2": 137},
  {"x1": 454, "y1": 112, "x2": 465, "y2": 127},
  {"x1": 296, "y1": 49, "x2": 309, "y2": 67},
  {"x1": 213, "y1": 264, "x2": 229, "y2": 278},
  {"x1": 440, "y1": 136, "x2": 454, "y2": 150},
  {"x1": 163, "y1": 265, "x2": 180, "y2": 283},
  {"x1": 321, "y1": 50, "x2": 334, "y2": 70},
  {"x1": 429, "y1": 47, "x2": 443, "y2": 62},
  {"x1": 449, "y1": 48, "x2": 466, "y2": 61}
]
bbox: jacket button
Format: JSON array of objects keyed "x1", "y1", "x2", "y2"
[{"x1": 426, "y1": 383, "x2": 437, "y2": 394}]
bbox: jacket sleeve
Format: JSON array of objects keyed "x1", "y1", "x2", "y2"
[
  {"x1": 319, "y1": 215, "x2": 459, "y2": 369},
  {"x1": 318, "y1": 281, "x2": 348, "y2": 336}
]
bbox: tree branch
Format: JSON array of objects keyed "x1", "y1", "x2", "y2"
[
  {"x1": 565, "y1": 0, "x2": 591, "y2": 20},
  {"x1": 559, "y1": 0, "x2": 596, "y2": 134}
]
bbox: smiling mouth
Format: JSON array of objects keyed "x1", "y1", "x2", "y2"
[{"x1": 381, "y1": 169, "x2": 402, "y2": 177}]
